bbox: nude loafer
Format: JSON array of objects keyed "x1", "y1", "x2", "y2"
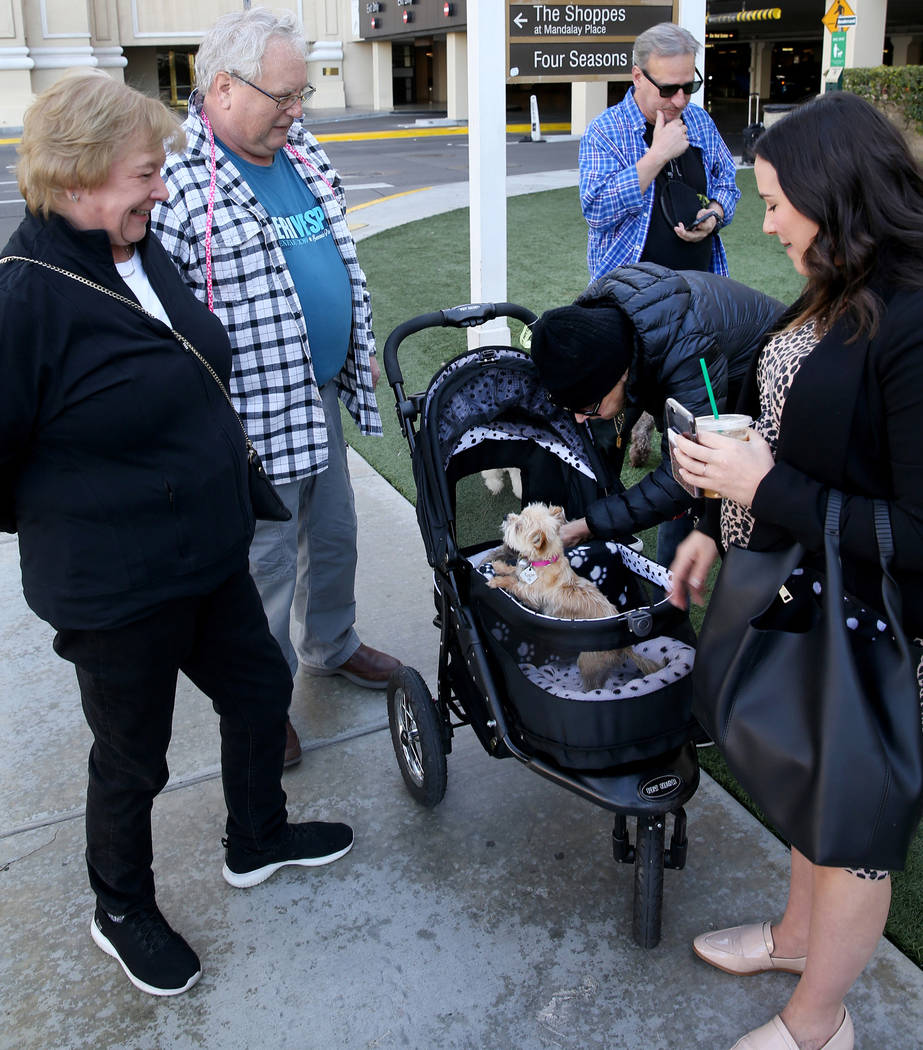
[
  {"x1": 693, "y1": 921, "x2": 807, "y2": 975},
  {"x1": 730, "y1": 1009, "x2": 853, "y2": 1050}
]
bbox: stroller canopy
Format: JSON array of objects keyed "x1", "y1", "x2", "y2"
[
  {"x1": 414, "y1": 347, "x2": 612, "y2": 568},
  {"x1": 427, "y1": 347, "x2": 598, "y2": 481}
]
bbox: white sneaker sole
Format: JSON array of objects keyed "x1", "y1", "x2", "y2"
[
  {"x1": 222, "y1": 838, "x2": 354, "y2": 888},
  {"x1": 90, "y1": 917, "x2": 201, "y2": 996}
]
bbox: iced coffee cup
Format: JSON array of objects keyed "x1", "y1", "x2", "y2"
[{"x1": 694, "y1": 414, "x2": 753, "y2": 498}]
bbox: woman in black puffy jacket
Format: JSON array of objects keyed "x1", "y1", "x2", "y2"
[{"x1": 530, "y1": 262, "x2": 784, "y2": 559}]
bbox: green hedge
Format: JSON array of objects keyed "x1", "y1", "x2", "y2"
[{"x1": 842, "y1": 65, "x2": 923, "y2": 132}]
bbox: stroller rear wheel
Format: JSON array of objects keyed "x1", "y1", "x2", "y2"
[{"x1": 387, "y1": 666, "x2": 447, "y2": 808}]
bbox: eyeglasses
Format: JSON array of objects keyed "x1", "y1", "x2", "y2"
[
  {"x1": 546, "y1": 391, "x2": 603, "y2": 418},
  {"x1": 575, "y1": 399, "x2": 604, "y2": 418},
  {"x1": 230, "y1": 72, "x2": 316, "y2": 110},
  {"x1": 639, "y1": 66, "x2": 703, "y2": 98}
]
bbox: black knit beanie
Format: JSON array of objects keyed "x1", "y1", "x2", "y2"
[{"x1": 530, "y1": 303, "x2": 634, "y2": 411}]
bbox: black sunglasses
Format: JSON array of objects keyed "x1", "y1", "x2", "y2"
[
  {"x1": 546, "y1": 390, "x2": 603, "y2": 418},
  {"x1": 230, "y1": 72, "x2": 316, "y2": 110},
  {"x1": 640, "y1": 66, "x2": 703, "y2": 98}
]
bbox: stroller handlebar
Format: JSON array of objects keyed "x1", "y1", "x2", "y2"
[{"x1": 382, "y1": 302, "x2": 538, "y2": 388}]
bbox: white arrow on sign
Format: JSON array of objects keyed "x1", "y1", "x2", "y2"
[{"x1": 513, "y1": 12, "x2": 527, "y2": 28}]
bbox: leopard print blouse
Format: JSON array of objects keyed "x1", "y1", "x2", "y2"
[{"x1": 720, "y1": 320, "x2": 817, "y2": 551}]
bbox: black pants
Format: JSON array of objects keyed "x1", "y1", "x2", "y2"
[{"x1": 53, "y1": 567, "x2": 292, "y2": 914}]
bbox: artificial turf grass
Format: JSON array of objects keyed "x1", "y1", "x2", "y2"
[{"x1": 352, "y1": 171, "x2": 923, "y2": 970}]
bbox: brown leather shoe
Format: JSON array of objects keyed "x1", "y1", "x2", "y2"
[
  {"x1": 305, "y1": 643, "x2": 401, "y2": 690},
  {"x1": 284, "y1": 719, "x2": 302, "y2": 768}
]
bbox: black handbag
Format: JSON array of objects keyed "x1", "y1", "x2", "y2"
[
  {"x1": 245, "y1": 442, "x2": 291, "y2": 521},
  {"x1": 1, "y1": 255, "x2": 291, "y2": 523},
  {"x1": 693, "y1": 490, "x2": 923, "y2": 869}
]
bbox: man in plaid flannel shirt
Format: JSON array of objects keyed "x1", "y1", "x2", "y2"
[
  {"x1": 579, "y1": 23, "x2": 740, "y2": 281},
  {"x1": 151, "y1": 10, "x2": 399, "y2": 763}
]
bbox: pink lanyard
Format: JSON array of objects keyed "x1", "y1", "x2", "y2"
[{"x1": 200, "y1": 110, "x2": 334, "y2": 314}]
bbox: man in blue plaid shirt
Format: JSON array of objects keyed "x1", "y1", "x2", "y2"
[
  {"x1": 152, "y1": 10, "x2": 400, "y2": 764},
  {"x1": 579, "y1": 23, "x2": 740, "y2": 280}
]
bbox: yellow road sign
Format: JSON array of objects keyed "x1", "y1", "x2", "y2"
[{"x1": 822, "y1": 0, "x2": 855, "y2": 34}]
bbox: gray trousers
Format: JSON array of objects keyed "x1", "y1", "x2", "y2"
[{"x1": 249, "y1": 381, "x2": 360, "y2": 676}]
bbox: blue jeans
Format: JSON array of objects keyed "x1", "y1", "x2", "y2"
[
  {"x1": 656, "y1": 511, "x2": 694, "y2": 570},
  {"x1": 53, "y1": 567, "x2": 292, "y2": 914}
]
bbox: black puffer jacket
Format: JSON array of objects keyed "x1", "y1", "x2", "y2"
[{"x1": 578, "y1": 263, "x2": 785, "y2": 539}]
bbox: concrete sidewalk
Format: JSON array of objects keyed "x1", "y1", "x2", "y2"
[{"x1": 2, "y1": 183, "x2": 922, "y2": 1050}]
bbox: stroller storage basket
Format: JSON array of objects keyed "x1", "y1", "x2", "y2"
[{"x1": 471, "y1": 540, "x2": 696, "y2": 769}]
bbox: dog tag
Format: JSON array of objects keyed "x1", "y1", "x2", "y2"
[{"x1": 519, "y1": 564, "x2": 538, "y2": 585}]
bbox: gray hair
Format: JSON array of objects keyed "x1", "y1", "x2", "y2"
[
  {"x1": 195, "y1": 7, "x2": 309, "y2": 94},
  {"x1": 632, "y1": 23, "x2": 701, "y2": 69}
]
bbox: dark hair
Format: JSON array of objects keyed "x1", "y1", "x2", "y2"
[{"x1": 754, "y1": 91, "x2": 923, "y2": 336}]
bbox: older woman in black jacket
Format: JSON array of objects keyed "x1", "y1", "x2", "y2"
[
  {"x1": 529, "y1": 263, "x2": 784, "y2": 558},
  {"x1": 0, "y1": 72, "x2": 352, "y2": 997},
  {"x1": 669, "y1": 94, "x2": 923, "y2": 1050}
]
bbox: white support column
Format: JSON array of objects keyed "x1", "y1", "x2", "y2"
[
  {"x1": 466, "y1": 0, "x2": 509, "y2": 349},
  {"x1": 677, "y1": 0, "x2": 707, "y2": 109},
  {"x1": 847, "y1": 0, "x2": 887, "y2": 67},
  {"x1": 890, "y1": 34, "x2": 912, "y2": 66},
  {"x1": 0, "y1": 0, "x2": 34, "y2": 128},
  {"x1": 821, "y1": 0, "x2": 887, "y2": 93},
  {"x1": 750, "y1": 39, "x2": 772, "y2": 102},
  {"x1": 570, "y1": 81, "x2": 607, "y2": 138},
  {"x1": 0, "y1": 46, "x2": 34, "y2": 128},
  {"x1": 308, "y1": 39, "x2": 346, "y2": 108},
  {"x1": 446, "y1": 30, "x2": 467, "y2": 121},
  {"x1": 22, "y1": 0, "x2": 96, "y2": 95},
  {"x1": 91, "y1": 0, "x2": 125, "y2": 80},
  {"x1": 370, "y1": 39, "x2": 392, "y2": 112}
]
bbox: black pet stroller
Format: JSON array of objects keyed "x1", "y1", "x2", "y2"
[{"x1": 383, "y1": 302, "x2": 700, "y2": 948}]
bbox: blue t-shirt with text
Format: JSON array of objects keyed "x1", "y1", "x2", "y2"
[{"x1": 220, "y1": 140, "x2": 352, "y2": 387}]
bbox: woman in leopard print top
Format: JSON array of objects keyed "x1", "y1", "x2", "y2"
[{"x1": 668, "y1": 94, "x2": 923, "y2": 1050}]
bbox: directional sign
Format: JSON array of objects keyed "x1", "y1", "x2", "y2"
[
  {"x1": 510, "y1": 40, "x2": 634, "y2": 79},
  {"x1": 822, "y1": 0, "x2": 855, "y2": 34},
  {"x1": 508, "y1": 2, "x2": 676, "y2": 84},
  {"x1": 509, "y1": 3, "x2": 672, "y2": 38}
]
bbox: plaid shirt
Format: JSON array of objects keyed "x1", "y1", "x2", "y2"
[
  {"x1": 579, "y1": 88, "x2": 740, "y2": 280},
  {"x1": 151, "y1": 92, "x2": 382, "y2": 484}
]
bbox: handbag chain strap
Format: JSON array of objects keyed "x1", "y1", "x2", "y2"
[{"x1": 0, "y1": 254, "x2": 257, "y2": 458}]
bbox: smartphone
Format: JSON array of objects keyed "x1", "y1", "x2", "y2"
[
  {"x1": 687, "y1": 209, "x2": 719, "y2": 230},
  {"x1": 664, "y1": 397, "x2": 702, "y2": 498}
]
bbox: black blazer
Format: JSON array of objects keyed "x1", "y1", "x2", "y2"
[{"x1": 740, "y1": 287, "x2": 923, "y2": 635}]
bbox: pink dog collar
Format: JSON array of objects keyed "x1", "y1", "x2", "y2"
[{"x1": 529, "y1": 555, "x2": 559, "y2": 567}]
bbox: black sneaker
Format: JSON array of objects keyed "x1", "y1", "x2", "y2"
[
  {"x1": 222, "y1": 821, "x2": 354, "y2": 888},
  {"x1": 91, "y1": 903, "x2": 201, "y2": 996}
]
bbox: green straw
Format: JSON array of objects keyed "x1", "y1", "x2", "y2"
[{"x1": 699, "y1": 357, "x2": 719, "y2": 419}]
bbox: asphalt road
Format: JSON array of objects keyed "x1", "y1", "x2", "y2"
[{"x1": 0, "y1": 126, "x2": 580, "y2": 249}]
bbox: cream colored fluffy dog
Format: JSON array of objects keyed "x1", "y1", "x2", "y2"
[{"x1": 487, "y1": 503, "x2": 661, "y2": 690}]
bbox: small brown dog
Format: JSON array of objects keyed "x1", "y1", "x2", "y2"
[{"x1": 487, "y1": 503, "x2": 661, "y2": 690}]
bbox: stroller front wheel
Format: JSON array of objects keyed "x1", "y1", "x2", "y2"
[
  {"x1": 387, "y1": 666, "x2": 448, "y2": 808},
  {"x1": 633, "y1": 816, "x2": 665, "y2": 948}
]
